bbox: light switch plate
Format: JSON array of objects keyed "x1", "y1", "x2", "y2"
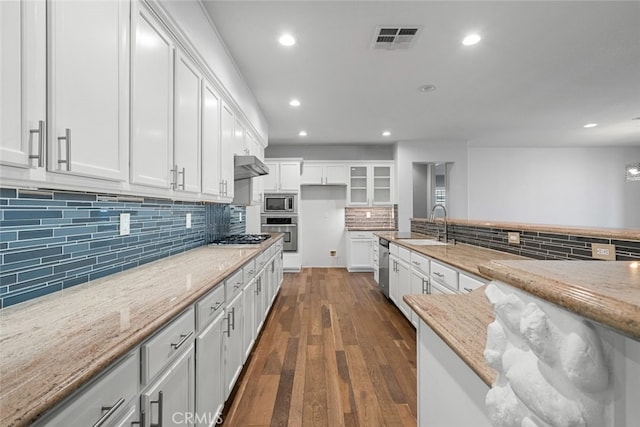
[
  {"x1": 591, "y1": 243, "x2": 616, "y2": 260},
  {"x1": 507, "y1": 232, "x2": 520, "y2": 245},
  {"x1": 186, "y1": 213, "x2": 192, "y2": 229},
  {"x1": 119, "y1": 213, "x2": 130, "y2": 236},
  {"x1": 366, "y1": 211, "x2": 371, "y2": 218}
]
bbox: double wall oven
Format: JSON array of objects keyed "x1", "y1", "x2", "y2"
[{"x1": 261, "y1": 193, "x2": 298, "y2": 252}]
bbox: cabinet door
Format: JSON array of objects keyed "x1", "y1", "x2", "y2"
[
  {"x1": 372, "y1": 164, "x2": 393, "y2": 205},
  {"x1": 410, "y1": 270, "x2": 429, "y2": 327},
  {"x1": 389, "y1": 254, "x2": 399, "y2": 305},
  {"x1": 201, "y1": 80, "x2": 221, "y2": 197},
  {"x1": 219, "y1": 101, "x2": 235, "y2": 200},
  {"x1": 234, "y1": 119, "x2": 246, "y2": 156},
  {"x1": 224, "y1": 292, "x2": 243, "y2": 397},
  {"x1": 279, "y1": 161, "x2": 300, "y2": 191},
  {"x1": 348, "y1": 238, "x2": 373, "y2": 271},
  {"x1": 262, "y1": 161, "x2": 279, "y2": 192},
  {"x1": 49, "y1": 0, "x2": 128, "y2": 180},
  {"x1": 242, "y1": 278, "x2": 256, "y2": 360},
  {"x1": 0, "y1": 0, "x2": 45, "y2": 169},
  {"x1": 325, "y1": 163, "x2": 347, "y2": 185},
  {"x1": 397, "y1": 259, "x2": 411, "y2": 320},
  {"x1": 130, "y1": 3, "x2": 173, "y2": 188},
  {"x1": 195, "y1": 314, "x2": 224, "y2": 427},
  {"x1": 349, "y1": 165, "x2": 369, "y2": 205},
  {"x1": 173, "y1": 50, "x2": 201, "y2": 193},
  {"x1": 142, "y1": 344, "x2": 195, "y2": 427},
  {"x1": 301, "y1": 162, "x2": 323, "y2": 185},
  {"x1": 254, "y1": 271, "x2": 266, "y2": 334}
]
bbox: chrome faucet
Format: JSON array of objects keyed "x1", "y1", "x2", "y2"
[{"x1": 430, "y1": 204, "x2": 448, "y2": 243}]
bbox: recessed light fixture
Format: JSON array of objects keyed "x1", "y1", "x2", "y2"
[
  {"x1": 462, "y1": 34, "x2": 481, "y2": 46},
  {"x1": 382, "y1": 131, "x2": 391, "y2": 137},
  {"x1": 298, "y1": 130, "x2": 307, "y2": 137},
  {"x1": 584, "y1": 123, "x2": 598, "y2": 128},
  {"x1": 418, "y1": 84, "x2": 436, "y2": 93},
  {"x1": 278, "y1": 33, "x2": 296, "y2": 47},
  {"x1": 289, "y1": 99, "x2": 301, "y2": 107}
]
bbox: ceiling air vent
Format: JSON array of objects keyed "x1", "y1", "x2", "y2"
[{"x1": 372, "y1": 26, "x2": 421, "y2": 50}]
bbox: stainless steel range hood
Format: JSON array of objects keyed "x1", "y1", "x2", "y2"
[{"x1": 234, "y1": 155, "x2": 269, "y2": 180}]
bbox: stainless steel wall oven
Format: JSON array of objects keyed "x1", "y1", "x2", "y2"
[{"x1": 260, "y1": 214, "x2": 297, "y2": 252}]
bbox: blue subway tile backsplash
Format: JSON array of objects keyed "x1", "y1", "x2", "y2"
[{"x1": 0, "y1": 188, "x2": 247, "y2": 309}]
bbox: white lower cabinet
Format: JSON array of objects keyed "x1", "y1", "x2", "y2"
[
  {"x1": 346, "y1": 231, "x2": 374, "y2": 272},
  {"x1": 142, "y1": 343, "x2": 196, "y2": 427},
  {"x1": 242, "y1": 277, "x2": 257, "y2": 360},
  {"x1": 223, "y1": 290, "x2": 243, "y2": 398},
  {"x1": 409, "y1": 269, "x2": 430, "y2": 328},
  {"x1": 34, "y1": 350, "x2": 139, "y2": 426},
  {"x1": 195, "y1": 312, "x2": 225, "y2": 427},
  {"x1": 418, "y1": 321, "x2": 491, "y2": 427}
]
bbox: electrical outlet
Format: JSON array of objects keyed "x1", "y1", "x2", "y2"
[
  {"x1": 507, "y1": 232, "x2": 520, "y2": 245},
  {"x1": 591, "y1": 243, "x2": 616, "y2": 261},
  {"x1": 366, "y1": 211, "x2": 371, "y2": 218},
  {"x1": 330, "y1": 250, "x2": 336, "y2": 257},
  {"x1": 119, "y1": 213, "x2": 130, "y2": 236},
  {"x1": 186, "y1": 213, "x2": 192, "y2": 229}
]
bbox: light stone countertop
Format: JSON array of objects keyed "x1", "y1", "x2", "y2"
[
  {"x1": 479, "y1": 259, "x2": 640, "y2": 339},
  {"x1": 345, "y1": 226, "x2": 398, "y2": 231},
  {"x1": 0, "y1": 236, "x2": 282, "y2": 427},
  {"x1": 404, "y1": 288, "x2": 496, "y2": 386}
]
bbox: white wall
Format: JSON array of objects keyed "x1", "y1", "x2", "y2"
[
  {"x1": 468, "y1": 146, "x2": 640, "y2": 228},
  {"x1": 396, "y1": 141, "x2": 469, "y2": 232},
  {"x1": 299, "y1": 186, "x2": 347, "y2": 267},
  {"x1": 265, "y1": 144, "x2": 394, "y2": 161},
  {"x1": 160, "y1": 1, "x2": 268, "y2": 141}
]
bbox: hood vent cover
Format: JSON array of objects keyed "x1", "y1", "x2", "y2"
[
  {"x1": 234, "y1": 155, "x2": 269, "y2": 180},
  {"x1": 372, "y1": 26, "x2": 421, "y2": 50}
]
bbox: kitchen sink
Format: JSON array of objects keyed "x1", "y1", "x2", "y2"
[{"x1": 399, "y1": 239, "x2": 448, "y2": 246}]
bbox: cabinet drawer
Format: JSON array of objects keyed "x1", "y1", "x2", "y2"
[
  {"x1": 430, "y1": 260, "x2": 458, "y2": 292},
  {"x1": 40, "y1": 350, "x2": 139, "y2": 427},
  {"x1": 255, "y1": 252, "x2": 267, "y2": 271},
  {"x1": 390, "y1": 243, "x2": 399, "y2": 257},
  {"x1": 410, "y1": 252, "x2": 429, "y2": 275},
  {"x1": 226, "y1": 268, "x2": 244, "y2": 299},
  {"x1": 350, "y1": 231, "x2": 373, "y2": 239},
  {"x1": 243, "y1": 259, "x2": 257, "y2": 282},
  {"x1": 399, "y1": 246, "x2": 411, "y2": 262},
  {"x1": 142, "y1": 307, "x2": 195, "y2": 384},
  {"x1": 196, "y1": 284, "x2": 225, "y2": 330},
  {"x1": 459, "y1": 273, "x2": 486, "y2": 293}
]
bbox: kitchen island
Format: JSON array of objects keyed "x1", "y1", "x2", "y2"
[{"x1": 0, "y1": 235, "x2": 283, "y2": 426}]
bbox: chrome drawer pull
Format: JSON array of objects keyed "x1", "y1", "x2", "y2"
[
  {"x1": 211, "y1": 301, "x2": 224, "y2": 311},
  {"x1": 463, "y1": 287, "x2": 473, "y2": 292},
  {"x1": 92, "y1": 397, "x2": 125, "y2": 427},
  {"x1": 433, "y1": 272, "x2": 445, "y2": 278},
  {"x1": 131, "y1": 409, "x2": 146, "y2": 426},
  {"x1": 178, "y1": 167, "x2": 185, "y2": 189},
  {"x1": 170, "y1": 331, "x2": 193, "y2": 350},
  {"x1": 57, "y1": 128, "x2": 71, "y2": 171},
  {"x1": 150, "y1": 391, "x2": 163, "y2": 427},
  {"x1": 170, "y1": 166, "x2": 177, "y2": 190},
  {"x1": 29, "y1": 120, "x2": 45, "y2": 167},
  {"x1": 230, "y1": 307, "x2": 236, "y2": 331}
]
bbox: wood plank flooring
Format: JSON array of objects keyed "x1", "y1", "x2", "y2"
[{"x1": 221, "y1": 268, "x2": 417, "y2": 426}]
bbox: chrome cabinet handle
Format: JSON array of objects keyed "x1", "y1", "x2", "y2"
[
  {"x1": 29, "y1": 120, "x2": 45, "y2": 167},
  {"x1": 433, "y1": 272, "x2": 445, "y2": 278},
  {"x1": 131, "y1": 409, "x2": 146, "y2": 426},
  {"x1": 412, "y1": 260, "x2": 419, "y2": 266},
  {"x1": 170, "y1": 331, "x2": 193, "y2": 350},
  {"x1": 170, "y1": 166, "x2": 177, "y2": 190},
  {"x1": 150, "y1": 391, "x2": 163, "y2": 427},
  {"x1": 224, "y1": 312, "x2": 231, "y2": 337},
  {"x1": 57, "y1": 128, "x2": 71, "y2": 171},
  {"x1": 230, "y1": 307, "x2": 236, "y2": 331},
  {"x1": 463, "y1": 287, "x2": 473, "y2": 292},
  {"x1": 92, "y1": 397, "x2": 125, "y2": 427},
  {"x1": 219, "y1": 180, "x2": 223, "y2": 195},
  {"x1": 178, "y1": 167, "x2": 185, "y2": 189},
  {"x1": 211, "y1": 301, "x2": 224, "y2": 312}
]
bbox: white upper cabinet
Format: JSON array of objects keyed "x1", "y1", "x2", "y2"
[
  {"x1": 173, "y1": 50, "x2": 201, "y2": 193},
  {"x1": 219, "y1": 101, "x2": 235, "y2": 200},
  {"x1": 0, "y1": 0, "x2": 45, "y2": 170},
  {"x1": 130, "y1": 2, "x2": 174, "y2": 188},
  {"x1": 234, "y1": 120, "x2": 247, "y2": 156},
  {"x1": 348, "y1": 162, "x2": 394, "y2": 206},
  {"x1": 49, "y1": 0, "x2": 128, "y2": 180},
  {"x1": 201, "y1": 79, "x2": 221, "y2": 197},
  {"x1": 301, "y1": 161, "x2": 347, "y2": 185},
  {"x1": 263, "y1": 160, "x2": 301, "y2": 192}
]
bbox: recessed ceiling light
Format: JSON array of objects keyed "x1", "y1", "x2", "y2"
[
  {"x1": 462, "y1": 34, "x2": 481, "y2": 46},
  {"x1": 382, "y1": 131, "x2": 391, "y2": 137},
  {"x1": 584, "y1": 123, "x2": 598, "y2": 128},
  {"x1": 279, "y1": 34, "x2": 296, "y2": 47},
  {"x1": 418, "y1": 84, "x2": 436, "y2": 93},
  {"x1": 298, "y1": 130, "x2": 307, "y2": 137},
  {"x1": 289, "y1": 99, "x2": 301, "y2": 107}
]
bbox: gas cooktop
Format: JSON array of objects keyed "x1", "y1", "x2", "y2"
[{"x1": 209, "y1": 234, "x2": 271, "y2": 246}]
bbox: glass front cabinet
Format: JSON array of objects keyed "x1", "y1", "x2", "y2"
[{"x1": 348, "y1": 163, "x2": 393, "y2": 206}]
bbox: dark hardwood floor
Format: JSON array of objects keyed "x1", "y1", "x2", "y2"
[{"x1": 221, "y1": 268, "x2": 417, "y2": 426}]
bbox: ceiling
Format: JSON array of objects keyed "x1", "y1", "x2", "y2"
[{"x1": 202, "y1": 1, "x2": 640, "y2": 147}]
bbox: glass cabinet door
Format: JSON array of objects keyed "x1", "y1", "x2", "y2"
[
  {"x1": 372, "y1": 165, "x2": 392, "y2": 204},
  {"x1": 349, "y1": 166, "x2": 368, "y2": 204}
]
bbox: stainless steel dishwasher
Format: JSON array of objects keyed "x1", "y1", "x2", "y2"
[{"x1": 379, "y1": 238, "x2": 390, "y2": 298}]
